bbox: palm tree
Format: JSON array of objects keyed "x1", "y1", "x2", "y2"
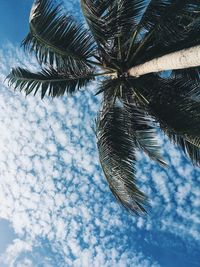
[{"x1": 7, "y1": 0, "x2": 200, "y2": 215}]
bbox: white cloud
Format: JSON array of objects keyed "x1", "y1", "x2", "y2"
[
  {"x1": 0, "y1": 42, "x2": 163, "y2": 267},
  {"x1": 0, "y1": 239, "x2": 33, "y2": 267}
]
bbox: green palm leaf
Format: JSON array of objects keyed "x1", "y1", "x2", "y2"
[
  {"x1": 23, "y1": 0, "x2": 96, "y2": 69},
  {"x1": 126, "y1": 0, "x2": 174, "y2": 64},
  {"x1": 81, "y1": 0, "x2": 114, "y2": 46},
  {"x1": 128, "y1": 0, "x2": 200, "y2": 66},
  {"x1": 96, "y1": 78, "x2": 124, "y2": 103},
  {"x1": 132, "y1": 74, "x2": 200, "y2": 136},
  {"x1": 81, "y1": 0, "x2": 146, "y2": 66},
  {"x1": 96, "y1": 79, "x2": 166, "y2": 167},
  {"x1": 165, "y1": 131, "x2": 200, "y2": 166},
  {"x1": 185, "y1": 136, "x2": 200, "y2": 148},
  {"x1": 112, "y1": 0, "x2": 147, "y2": 61},
  {"x1": 139, "y1": 0, "x2": 174, "y2": 32},
  {"x1": 172, "y1": 67, "x2": 200, "y2": 84},
  {"x1": 124, "y1": 103, "x2": 167, "y2": 166},
  {"x1": 96, "y1": 104, "x2": 148, "y2": 214},
  {"x1": 7, "y1": 67, "x2": 94, "y2": 99}
]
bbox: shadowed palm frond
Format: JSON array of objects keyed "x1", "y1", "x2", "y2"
[
  {"x1": 95, "y1": 78, "x2": 124, "y2": 103},
  {"x1": 139, "y1": 0, "x2": 174, "y2": 32},
  {"x1": 96, "y1": 105, "x2": 148, "y2": 215},
  {"x1": 172, "y1": 67, "x2": 200, "y2": 84},
  {"x1": 23, "y1": 0, "x2": 96, "y2": 69},
  {"x1": 81, "y1": 0, "x2": 146, "y2": 66},
  {"x1": 81, "y1": 0, "x2": 121, "y2": 70},
  {"x1": 97, "y1": 78, "x2": 169, "y2": 167},
  {"x1": 132, "y1": 74, "x2": 200, "y2": 136},
  {"x1": 129, "y1": 0, "x2": 200, "y2": 66},
  {"x1": 124, "y1": 103, "x2": 167, "y2": 166},
  {"x1": 81, "y1": 0, "x2": 114, "y2": 47},
  {"x1": 96, "y1": 76, "x2": 148, "y2": 106},
  {"x1": 165, "y1": 131, "x2": 200, "y2": 166},
  {"x1": 109, "y1": 0, "x2": 146, "y2": 59},
  {"x1": 126, "y1": 0, "x2": 175, "y2": 65},
  {"x1": 7, "y1": 67, "x2": 94, "y2": 99},
  {"x1": 185, "y1": 136, "x2": 200, "y2": 148}
]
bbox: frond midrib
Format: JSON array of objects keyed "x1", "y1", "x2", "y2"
[
  {"x1": 12, "y1": 75, "x2": 90, "y2": 83},
  {"x1": 30, "y1": 22, "x2": 88, "y2": 62}
]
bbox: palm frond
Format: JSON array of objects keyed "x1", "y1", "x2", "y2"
[
  {"x1": 112, "y1": 0, "x2": 146, "y2": 57},
  {"x1": 96, "y1": 77, "x2": 124, "y2": 103},
  {"x1": 185, "y1": 136, "x2": 200, "y2": 148},
  {"x1": 81, "y1": 0, "x2": 146, "y2": 66},
  {"x1": 131, "y1": 74, "x2": 200, "y2": 136},
  {"x1": 81, "y1": 0, "x2": 119, "y2": 70},
  {"x1": 144, "y1": 13, "x2": 200, "y2": 64},
  {"x1": 81, "y1": 0, "x2": 114, "y2": 46},
  {"x1": 172, "y1": 67, "x2": 200, "y2": 84},
  {"x1": 7, "y1": 67, "x2": 94, "y2": 99},
  {"x1": 23, "y1": 0, "x2": 96, "y2": 69},
  {"x1": 96, "y1": 105, "x2": 148, "y2": 214},
  {"x1": 126, "y1": 0, "x2": 174, "y2": 65},
  {"x1": 165, "y1": 131, "x2": 200, "y2": 166},
  {"x1": 124, "y1": 103, "x2": 167, "y2": 166},
  {"x1": 129, "y1": 0, "x2": 200, "y2": 66},
  {"x1": 95, "y1": 76, "x2": 155, "y2": 159},
  {"x1": 96, "y1": 77, "x2": 146, "y2": 107},
  {"x1": 139, "y1": 0, "x2": 174, "y2": 32}
]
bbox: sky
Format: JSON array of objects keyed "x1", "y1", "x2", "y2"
[{"x1": 0, "y1": 1, "x2": 200, "y2": 267}]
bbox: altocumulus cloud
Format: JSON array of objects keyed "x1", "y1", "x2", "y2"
[
  {"x1": 0, "y1": 43, "x2": 163, "y2": 266},
  {"x1": 0, "y1": 0, "x2": 199, "y2": 265}
]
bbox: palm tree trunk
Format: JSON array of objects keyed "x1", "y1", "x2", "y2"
[{"x1": 128, "y1": 45, "x2": 200, "y2": 77}]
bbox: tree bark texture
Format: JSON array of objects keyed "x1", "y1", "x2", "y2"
[{"x1": 128, "y1": 45, "x2": 200, "y2": 77}]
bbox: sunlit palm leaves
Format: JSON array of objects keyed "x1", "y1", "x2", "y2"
[{"x1": 7, "y1": 0, "x2": 200, "y2": 215}]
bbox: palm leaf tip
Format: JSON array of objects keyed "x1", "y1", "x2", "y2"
[
  {"x1": 29, "y1": 0, "x2": 40, "y2": 22},
  {"x1": 7, "y1": 67, "x2": 94, "y2": 99},
  {"x1": 96, "y1": 105, "x2": 148, "y2": 215},
  {"x1": 124, "y1": 103, "x2": 167, "y2": 167},
  {"x1": 135, "y1": 129, "x2": 168, "y2": 167},
  {"x1": 166, "y1": 131, "x2": 200, "y2": 167},
  {"x1": 23, "y1": 0, "x2": 95, "y2": 68}
]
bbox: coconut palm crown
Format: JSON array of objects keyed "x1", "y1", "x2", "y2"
[{"x1": 7, "y1": 0, "x2": 200, "y2": 215}]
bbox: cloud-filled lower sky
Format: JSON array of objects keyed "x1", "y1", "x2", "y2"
[{"x1": 0, "y1": 1, "x2": 200, "y2": 267}]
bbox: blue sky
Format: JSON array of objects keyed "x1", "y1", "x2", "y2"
[{"x1": 0, "y1": 1, "x2": 200, "y2": 266}]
